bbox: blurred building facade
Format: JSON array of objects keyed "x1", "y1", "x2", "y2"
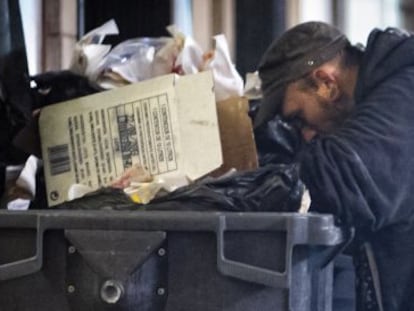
[{"x1": 19, "y1": 0, "x2": 406, "y2": 77}]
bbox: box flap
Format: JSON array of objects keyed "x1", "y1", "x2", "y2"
[{"x1": 175, "y1": 71, "x2": 222, "y2": 180}]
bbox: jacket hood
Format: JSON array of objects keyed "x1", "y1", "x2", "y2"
[{"x1": 355, "y1": 28, "x2": 414, "y2": 102}]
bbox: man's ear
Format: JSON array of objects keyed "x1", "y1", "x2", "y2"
[{"x1": 311, "y1": 68, "x2": 340, "y2": 102}]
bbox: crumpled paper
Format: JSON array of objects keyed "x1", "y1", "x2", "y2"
[
  {"x1": 5, "y1": 155, "x2": 41, "y2": 210},
  {"x1": 203, "y1": 35, "x2": 244, "y2": 101},
  {"x1": 244, "y1": 71, "x2": 262, "y2": 100},
  {"x1": 174, "y1": 27, "x2": 244, "y2": 101},
  {"x1": 70, "y1": 19, "x2": 119, "y2": 80},
  {"x1": 67, "y1": 163, "x2": 189, "y2": 205}
]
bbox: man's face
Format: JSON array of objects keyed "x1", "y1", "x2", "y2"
[{"x1": 282, "y1": 80, "x2": 354, "y2": 141}]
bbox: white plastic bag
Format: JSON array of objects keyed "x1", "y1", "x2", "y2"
[
  {"x1": 177, "y1": 32, "x2": 244, "y2": 101},
  {"x1": 95, "y1": 37, "x2": 176, "y2": 88},
  {"x1": 244, "y1": 71, "x2": 262, "y2": 100},
  {"x1": 69, "y1": 22, "x2": 245, "y2": 101},
  {"x1": 205, "y1": 35, "x2": 244, "y2": 101},
  {"x1": 70, "y1": 19, "x2": 119, "y2": 79}
]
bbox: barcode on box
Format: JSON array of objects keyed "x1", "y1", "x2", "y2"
[{"x1": 48, "y1": 144, "x2": 71, "y2": 176}]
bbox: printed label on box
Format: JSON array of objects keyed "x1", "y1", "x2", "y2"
[{"x1": 39, "y1": 72, "x2": 222, "y2": 206}]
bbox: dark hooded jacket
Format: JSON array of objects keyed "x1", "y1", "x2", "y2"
[{"x1": 301, "y1": 28, "x2": 414, "y2": 311}]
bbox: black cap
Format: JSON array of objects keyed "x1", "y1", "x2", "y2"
[{"x1": 254, "y1": 21, "x2": 350, "y2": 128}]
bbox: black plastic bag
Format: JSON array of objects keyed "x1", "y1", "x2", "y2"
[
  {"x1": 54, "y1": 187, "x2": 136, "y2": 211},
  {"x1": 253, "y1": 115, "x2": 303, "y2": 166},
  {"x1": 53, "y1": 164, "x2": 303, "y2": 213},
  {"x1": 148, "y1": 164, "x2": 304, "y2": 212},
  {"x1": 30, "y1": 70, "x2": 101, "y2": 109}
]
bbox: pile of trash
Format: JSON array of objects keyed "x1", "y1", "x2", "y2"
[
  {"x1": 70, "y1": 19, "x2": 244, "y2": 101},
  {"x1": 0, "y1": 19, "x2": 308, "y2": 214}
]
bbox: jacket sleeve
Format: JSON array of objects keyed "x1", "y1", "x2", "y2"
[{"x1": 300, "y1": 67, "x2": 414, "y2": 234}]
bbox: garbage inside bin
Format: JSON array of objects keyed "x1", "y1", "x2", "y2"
[
  {"x1": 68, "y1": 163, "x2": 189, "y2": 205},
  {"x1": 56, "y1": 187, "x2": 135, "y2": 210},
  {"x1": 254, "y1": 114, "x2": 303, "y2": 166},
  {"x1": 39, "y1": 71, "x2": 222, "y2": 207},
  {"x1": 70, "y1": 20, "x2": 243, "y2": 102},
  {"x1": 148, "y1": 163, "x2": 304, "y2": 212},
  {"x1": 54, "y1": 162, "x2": 304, "y2": 214},
  {"x1": 94, "y1": 36, "x2": 176, "y2": 88},
  {"x1": 10, "y1": 71, "x2": 101, "y2": 158},
  {"x1": 30, "y1": 70, "x2": 101, "y2": 109},
  {"x1": 209, "y1": 96, "x2": 258, "y2": 177},
  {"x1": 2, "y1": 155, "x2": 40, "y2": 210}
]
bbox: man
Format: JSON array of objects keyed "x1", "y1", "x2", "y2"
[{"x1": 255, "y1": 21, "x2": 414, "y2": 311}]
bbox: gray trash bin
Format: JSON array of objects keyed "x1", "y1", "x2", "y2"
[{"x1": 0, "y1": 210, "x2": 345, "y2": 311}]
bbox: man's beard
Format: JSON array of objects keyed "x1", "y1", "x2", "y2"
[{"x1": 319, "y1": 93, "x2": 355, "y2": 134}]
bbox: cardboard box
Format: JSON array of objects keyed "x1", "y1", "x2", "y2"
[
  {"x1": 39, "y1": 71, "x2": 222, "y2": 206},
  {"x1": 210, "y1": 97, "x2": 258, "y2": 177}
]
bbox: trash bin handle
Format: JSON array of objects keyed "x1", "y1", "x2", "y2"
[
  {"x1": 215, "y1": 216, "x2": 292, "y2": 288},
  {"x1": 320, "y1": 226, "x2": 355, "y2": 268},
  {"x1": 0, "y1": 216, "x2": 44, "y2": 281}
]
